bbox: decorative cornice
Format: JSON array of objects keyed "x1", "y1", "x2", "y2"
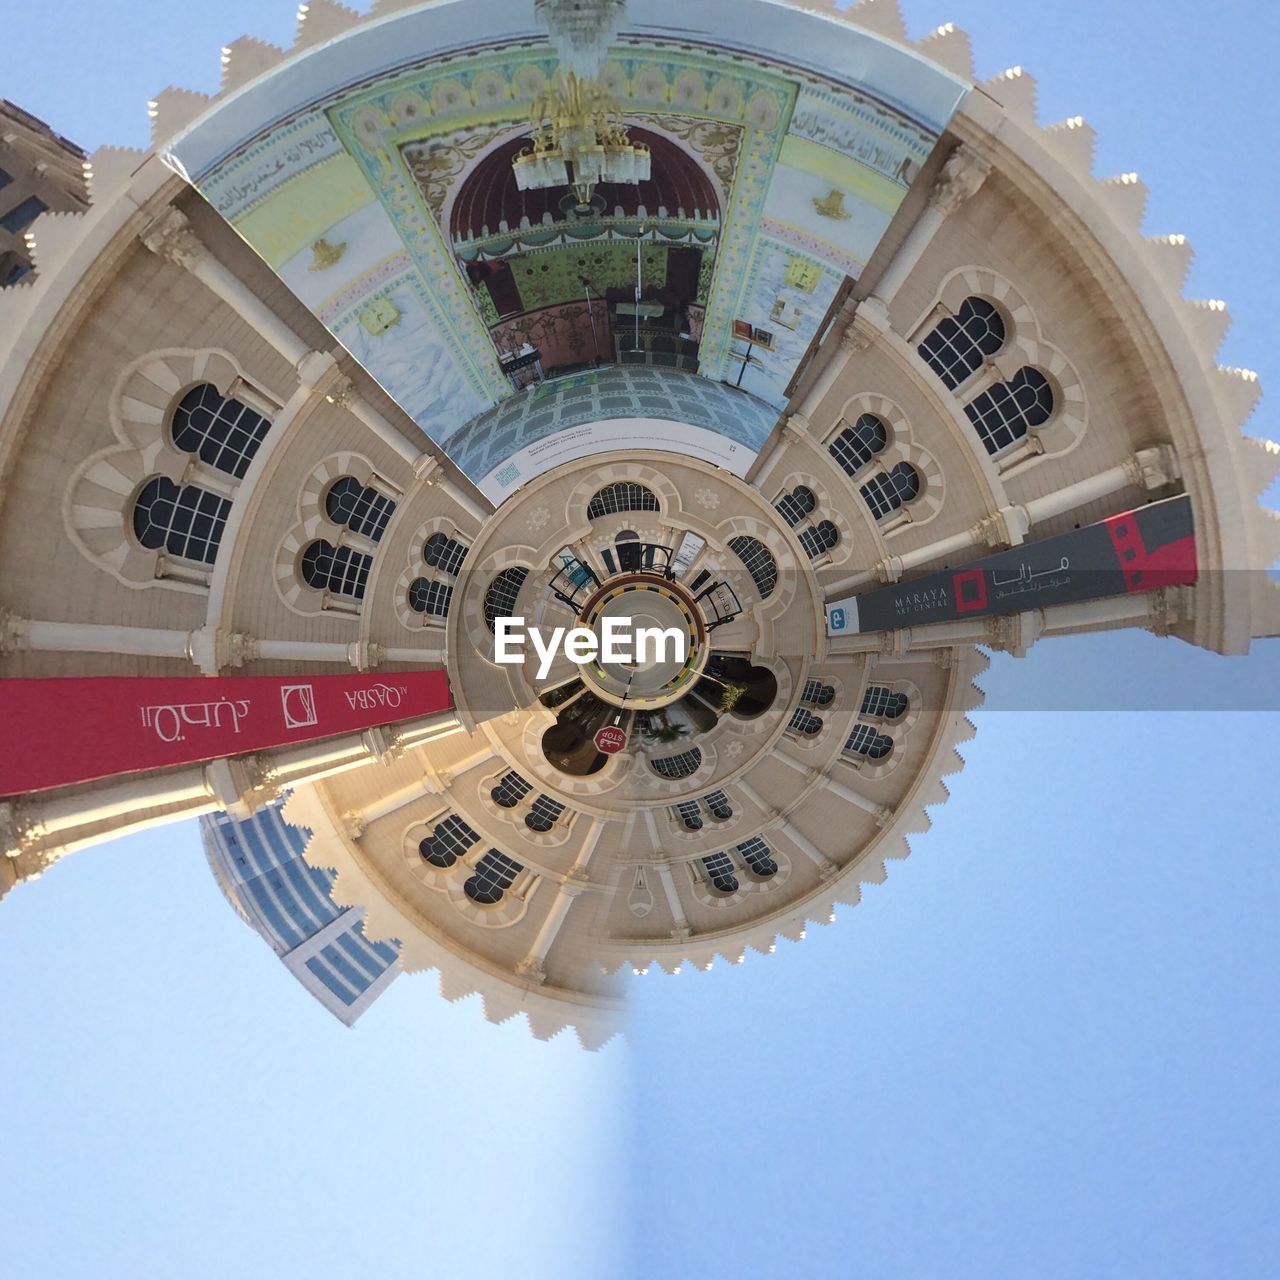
[
  {"x1": 928, "y1": 145, "x2": 993, "y2": 217},
  {"x1": 139, "y1": 207, "x2": 206, "y2": 271}
]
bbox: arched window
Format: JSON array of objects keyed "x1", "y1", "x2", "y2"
[
  {"x1": 525, "y1": 795, "x2": 565, "y2": 833},
  {"x1": 918, "y1": 296, "x2": 1006, "y2": 389},
  {"x1": 845, "y1": 723, "x2": 894, "y2": 761},
  {"x1": 132, "y1": 477, "x2": 230, "y2": 565},
  {"x1": 701, "y1": 852, "x2": 739, "y2": 894},
  {"x1": 588, "y1": 482, "x2": 659, "y2": 519},
  {"x1": 170, "y1": 383, "x2": 270, "y2": 479},
  {"x1": 728, "y1": 535, "x2": 777, "y2": 599},
  {"x1": 775, "y1": 484, "x2": 817, "y2": 528},
  {"x1": 801, "y1": 679, "x2": 835, "y2": 708},
  {"x1": 419, "y1": 815, "x2": 480, "y2": 869},
  {"x1": 860, "y1": 463, "x2": 921, "y2": 521},
  {"x1": 541, "y1": 678, "x2": 584, "y2": 709},
  {"x1": 829, "y1": 413, "x2": 888, "y2": 477},
  {"x1": 484, "y1": 566, "x2": 529, "y2": 632},
  {"x1": 408, "y1": 577, "x2": 453, "y2": 618},
  {"x1": 325, "y1": 475, "x2": 396, "y2": 542},
  {"x1": 301, "y1": 540, "x2": 372, "y2": 599},
  {"x1": 964, "y1": 367, "x2": 1055, "y2": 456},
  {"x1": 704, "y1": 790, "x2": 733, "y2": 821},
  {"x1": 464, "y1": 850, "x2": 524, "y2": 905},
  {"x1": 676, "y1": 800, "x2": 704, "y2": 831},
  {"x1": 651, "y1": 747, "x2": 703, "y2": 780},
  {"x1": 861, "y1": 686, "x2": 909, "y2": 722},
  {"x1": 797, "y1": 520, "x2": 839, "y2": 561},
  {"x1": 424, "y1": 532, "x2": 468, "y2": 576},
  {"x1": 738, "y1": 836, "x2": 778, "y2": 878},
  {"x1": 789, "y1": 707, "x2": 824, "y2": 737},
  {"x1": 491, "y1": 771, "x2": 532, "y2": 809}
]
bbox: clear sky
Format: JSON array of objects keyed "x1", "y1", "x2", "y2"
[{"x1": 2, "y1": 3, "x2": 1278, "y2": 1279}]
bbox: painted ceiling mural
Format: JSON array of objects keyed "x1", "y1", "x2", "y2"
[{"x1": 166, "y1": 0, "x2": 968, "y2": 503}]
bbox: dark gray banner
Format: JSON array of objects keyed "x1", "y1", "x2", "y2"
[{"x1": 827, "y1": 495, "x2": 1197, "y2": 636}]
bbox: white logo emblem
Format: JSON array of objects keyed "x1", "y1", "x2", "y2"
[{"x1": 281, "y1": 684, "x2": 318, "y2": 729}]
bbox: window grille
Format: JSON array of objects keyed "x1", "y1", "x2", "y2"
[
  {"x1": 301, "y1": 540, "x2": 372, "y2": 599},
  {"x1": 701, "y1": 852, "x2": 739, "y2": 894},
  {"x1": 424, "y1": 532, "x2": 468, "y2": 576},
  {"x1": 829, "y1": 414, "x2": 888, "y2": 477},
  {"x1": 860, "y1": 463, "x2": 922, "y2": 521},
  {"x1": 775, "y1": 485, "x2": 817, "y2": 528},
  {"x1": 728, "y1": 535, "x2": 777, "y2": 598},
  {"x1": 132, "y1": 477, "x2": 230, "y2": 565},
  {"x1": 484, "y1": 567, "x2": 529, "y2": 632},
  {"x1": 738, "y1": 837, "x2": 778, "y2": 878},
  {"x1": 651, "y1": 748, "x2": 703, "y2": 780},
  {"x1": 587, "y1": 482, "x2": 659, "y2": 518},
  {"x1": 789, "y1": 707, "x2": 824, "y2": 737},
  {"x1": 525, "y1": 795, "x2": 565, "y2": 833},
  {"x1": 964, "y1": 367, "x2": 1055, "y2": 455},
  {"x1": 918, "y1": 296, "x2": 1006, "y2": 389},
  {"x1": 170, "y1": 383, "x2": 270, "y2": 480},
  {"x1": 861, "y1": 686, "x2": 909, "y2": 721},
  {"x1": 704, "y1": 790, "x2": 733, "y2": 821},
  {"x1": 325, "y1": 475, "x2": 396, "y2": 542},
  {"x1": 464, "y1": 850, "x2": 524, "y2": 905},
  {"x1": 845, "y1": 723, "x2": 894, "y2": 761},
  {"x1": 797, "y1": 520, "x2": 839, "y2": 560},
  {"x1": 419, "y1": 815, "x2": 480, "y2": 868},
  {"x1": 676, "y1": 801, "x2": 704, "y2": 831},
  {"x1": 491, "y1": 771, "x2": 532, "y2": 809},
  {"x1": 801, "y1": 680, "x2": 835, "y2": 708},
  {"x1": 407, "y1": 578, "x2": 452, "y2": 617}
]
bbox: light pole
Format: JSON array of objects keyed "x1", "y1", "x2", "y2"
[
  {"x1": 580, "y1": 275, "x2": 601, "y2": 364},
  {"x1": 634, "y1": 224, "x2": 645, "y2": 354}
]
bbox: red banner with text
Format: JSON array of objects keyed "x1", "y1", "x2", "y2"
[{"x1": 0, "y1": 671, "x2": 452, "y2": 795}]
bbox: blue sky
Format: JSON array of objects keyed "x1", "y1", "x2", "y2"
[{"x1": 3, "y1": 2, "x2": 1278, "y2": 1278}]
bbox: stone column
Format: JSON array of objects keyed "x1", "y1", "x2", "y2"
[
  {"x1": 869, "y1": 146, "x2": 992, "y2": 307},
  {"x1": 409, "y1": 452, "x2": 491, "y2": 526},
  {"x1": 750, "y1": 414, "x2": 809, "y2": 488},
  {"x1": 734, "y1": 778, "x2": 776, "y2": 821},
  {"x1": 772, "y1": 751, "x2": 888, "y2": 825},
  {"x1": 822, "y1": 773, "x2": 894, "y2": 827},
  {"x1": 826, "y1": 446, "x2": 1181, "y2": 598},
  {"x1": 654, "y1": 861, "x2": 690, "y2": 935},
  {"x1": 517, "y1": 880, "x2": 587, "y2": 983},
  {"x1": 1, "y1": 613, "x2": 199, "y2": 661},
  {"x1": 1023, "y1": 446, "x2": 1179, "y2": 523},
  {"x1": 141, "y1": 209, "x2": 312, "y2": 368},
  {"x1": 798, "y1": 322, "x2": 874, "y2": 421},
  {"x1": 778, "y1": 819, "x2": 837, "y2": 878}
]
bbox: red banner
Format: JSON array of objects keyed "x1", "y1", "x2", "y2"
[{"x1": 0, "y1": 671, "x2": 452, "y2": 795}]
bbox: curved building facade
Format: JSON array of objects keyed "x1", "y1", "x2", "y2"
[
  {"x1": 202, "y1": 798, "x2": 400, "y2": 1025},
  {"x1": 0, "y1": 0, "x2": 1275, "y2": 1048}
]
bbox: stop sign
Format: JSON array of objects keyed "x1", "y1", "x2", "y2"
[{"x1": 594, "y1": 725, "x2": 628, "y2": 754}]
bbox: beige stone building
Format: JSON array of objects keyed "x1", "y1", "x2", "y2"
[
  {"x1": 0, "y1": 0, "x2": 1274, "y2": 1046},
  {"x1": 0, "y1": 100, "x2": 89, "y2": 287}
]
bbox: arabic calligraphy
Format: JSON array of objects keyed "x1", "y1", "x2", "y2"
[
  {"x1": 787, "y1": 107, "x2": 924, "y2": 185},
  {"x1": 208, "y1": 125, "x2": 341, "y2": 218},
  {"x1": 991, "y1": 557, "x2": 1073, "y2": 599},
  {"x1": 140, "y1": 698, "x2": 251, "y2": 744}
]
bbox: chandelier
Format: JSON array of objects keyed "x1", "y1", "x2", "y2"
[
  {"x1": 532, "y1": 0, "x2": 627, "y2": 79},
  {"x1": 512, "y1": 72, "x2": 651, "y2": 210}
]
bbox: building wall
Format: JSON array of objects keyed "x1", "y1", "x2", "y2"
[{"x1": 0, "y1": 101, "x2": 89, "y2": 286}]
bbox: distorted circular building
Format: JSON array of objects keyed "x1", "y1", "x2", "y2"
[{"x1": 0, "y1": 0, "x2": 1275, "y2": 1047}]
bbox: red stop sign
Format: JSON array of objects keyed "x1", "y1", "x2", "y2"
[{"x1": 594, "y1": 725, "x2": 628, "y2": 754}]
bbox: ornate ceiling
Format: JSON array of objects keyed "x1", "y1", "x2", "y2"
[{"x1": 0, "y1": 0, "x2": 1275, "y2": 1046}]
